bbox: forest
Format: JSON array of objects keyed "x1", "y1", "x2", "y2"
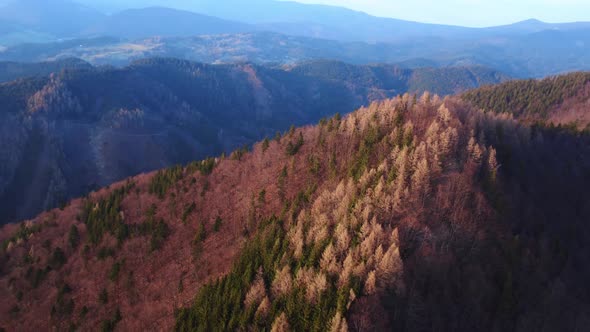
[
  {"x1": 0, "y1": 58, "x2": 507, "y2": 224},
  {"x1": 1, "y1": 80, "x2": 589, "y2": 330}
]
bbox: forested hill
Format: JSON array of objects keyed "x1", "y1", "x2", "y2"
[
  {"x1": 290, "y1": 60, "x2": 510, "y2": 96},
  {"x1": 1, "y1": 91, "x2": 589, "y2": 331},
  {"x1": 0, "y1": 58, "x2": 92, "y2": 83},
  {"x1": 463, "y1": 72, "x2": 590, "y2": 129},
  {"x1": 0, "y1": 58, "x2": 507, "y2": 224}
]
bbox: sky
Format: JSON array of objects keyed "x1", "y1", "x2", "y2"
[{"x1": 288, "y1": 0, "x2": 590, "y2": 27}]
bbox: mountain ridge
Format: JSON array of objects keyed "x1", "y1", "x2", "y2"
[
  {"x1": 2, "y1": 0, "x2": 590, "y2": 46},
  {"x1": 0, "y1": 58, "x2": 508, "y2": 224},
  {"x1": 1, "y1": 84, "x2": 589, "y2": 330},
  {"x1": 82, "y1": 7, "x2": 256, "y2": 39},
  {"x1": 2, "y1": 29, "x2": 588, "y2": 78}
]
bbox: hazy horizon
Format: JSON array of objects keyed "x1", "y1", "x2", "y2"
[
  {"x1": 285, "y1": 0, "x2": 590, "y2": 27},
  {"x1": 65, "y1": 0, "x2": 590, "y2": 27}
]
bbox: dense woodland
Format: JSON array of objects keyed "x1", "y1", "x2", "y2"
[
  {"x1": 0, "y1": 58, "x2": 506, "y2": 224},
  {"x1": 1, "y1": 79, "x2": 589, "y2": 330},
  {"x1": 463, "y1": 72, "x2": 590, "y2": 129}
]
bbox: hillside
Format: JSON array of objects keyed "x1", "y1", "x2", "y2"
[
  {"x1": 2, "y1": 30, "x2": 589, "y2": 78},
  {"x1": 1, "y1": 91, "x2": 589, "y2": 331},
  {"x1": 290, "y1": 61, "x2": 510, "y2": 96},
  {"x1": 0, "y1": 58, "x2": 92, "y2": 83},
  {"x1": 0, "y1": 58, "x2": 507, "y2": 224},
  {"x1": 463, "y1": 72, "x2": 590, "y2": 129},
  {"x1": 77, "y1": 0, "x2": 590, "y2": 43},
  {"x1": 0, "y1": 0, "x2": 105, "y2": 38},
  {"x1": 83, "y1": 7, "x2": 256, "y2": 39}
]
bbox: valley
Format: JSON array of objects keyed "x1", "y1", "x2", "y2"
[{"x1": 0, "y1": 58, "x2": 508, "y2": 224}]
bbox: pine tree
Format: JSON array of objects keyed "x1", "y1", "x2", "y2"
[
  {"x1": 411, "y1": 157, "x2": 431, "y2": 203},
  {"x1": 320, "y1": 243, "x2": 340, "y2": 275},
  {"x1": 271, "y1": 312, "x2": 290, "y2": 332},
  {"x1": 256, "y1": 296, "x2": 271, "y2": 319},
  {"x1": 329, "y1": 311, "x2": 349, "y2": 332},
  {"x1": 364, "y1": 270, "x2": 377, "y2": 295},
  {"x1": 488, "y1": 147, "x2": 500, "y2": 183},
  {"x1": 377, "y1": 244, "x2": 404, "y2": 292},
  {"x1": 245, "y1": 268, "x2": 266, "y2": 308},
  {"x1": 307, "y1": 272, "x2": 328, "y2": 303},
  {"x1": 272, "y1": 266, "x2": 293, "y2": 298}
]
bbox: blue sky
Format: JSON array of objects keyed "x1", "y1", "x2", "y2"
[{"x1": 290, "y1": 0, "x2": 590, "y2": 27}]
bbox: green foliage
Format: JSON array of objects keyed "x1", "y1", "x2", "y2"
[
  {"x1": 80, "y1": 306, "x2": 89, "y2": 318},
  {"x1": 194, "y1": 223, "x2": 207, "y2": 244},
  {"x1": 214, "y1": 217, "x2": 223, "y2": 232},
  {"x1": 301, "y1": 239, "x2": 330, "y2": 269},
  {"x1": 148, "y1": 221, "x2": 170, "y2": 252},
  {"x1": 350, "y1": 125, "x2": 383, "y2": 180},
  {"x1": 50, "y1": 247, "x2": 67, "y2": 269},
  {"x1": 115, "y1": 223, "x2": 130, "y2": 246},
  {"x1": 97, "y1": 247, "x2": 115, "y2": 260},
  {"x1": 192, "y1": 222, "x2": 207, "y2": 261},
  {"x1": 149, "y1": 165, "x2": 183, "y2": 199},
  {"x1": 136, "y1": 204, "x2": 170, "y2": 252},
  {"x1": 262, "y1": 138, "x2": 270, "y2": 153},
  {"x1": 182, "y1": 202, "x2": 197, "y2": 224},
  {"x1": 326, "y1": 113, "x2": 342, "y2": 132},
  {"x1": 463, "y1": 72, "x2": 590, "y2": 118},
  {"x1": 278, "y1": 166, "x2": 288, "y2": 201},
  {"x1": 51, "y1": 283, "x2": 74, "y2": 317},
  {"x1": 175, "y1": 216, "x2": 350, "y2": 331},
  {"x1": 25, "y1": 266, "x2": 49, "y2": 288},
  {"x1": 201, "y1": 181, "x2": 210, "y2": 197},
  {"x1": 109, "y1": 260, "x2": 124, "y2": 281},
  {"x1": 22, "y1": 253, "x2": 33, "y2": 265},
  {"x1": 42, "y1": 239, "x2": 52, "y2": 250},
  {"x1": 187, "y1": 158, "x2": 216, "y2": 176},
  {"x1": 232, "y1": 145, "x2": 250, "y2": 161},
  {"x1": 175, "y1": 217, "x2": 287, "y2": 331},
  {"x1": 279, "y1": 166, "x2": 288, "y2": 182},
  {"x1": 258, "y1": 189, "x2": 266, "y2": 205},
  {"x1": 308, "y1": 154, "x2": 321, "y2": 175},
  {"x1": 81, "y1": 182, "x2": 134, "y2": 245},
  {"x1": 2, "y1": 223, "x2": 43, "y2": 251},
  {"x1": 286, "y1": 132, "x2": 305, "y2": 156},
  {"x1": 99, "y1": 288, "x2": 108, "y2": 305},
  {"x1": 101, "y1": 308, "x2": 122, "y2": 332},
  {"x1": 9, "y1": 305, "x2": 20, "y2": 316},
  {"x1": 68, "y1": 225, "x2": 80, "y2": 249},
  {"x1": 178, "y1": 278, "x2": 184, "y2": 294}
]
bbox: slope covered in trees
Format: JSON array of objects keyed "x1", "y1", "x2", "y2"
[
  {"x1": 463, "y1": 72, "x2": 590, "y2": 129},
  {"x1": 2, "y1": 29, "x2": 589, "y2": 78},
  {"x1": 0, "y1": 58, "x2": 506, "y2": 224},
  {"x1": 0, "y1": 58, "x2": 92, "y2": 83},
  {"x1": 291, "y1": 61, "x2": 510, "y2": 96},
  {"x1": 1, "y1": 89, "x2": 589, "y2": 330}
]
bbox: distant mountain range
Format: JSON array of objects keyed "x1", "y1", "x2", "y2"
[
  {"x1": 0, "y1": 58, "x2": 92, "y2": 82},
  {"x1": 0, "y1": 58, "x2": 508, "y2": 223},
  {"x1": 1, "y1": 0, "x2": 589, "y2": 44},
  {"x1": 0, "y1": 1, "x2": 589, "y2": 77},
  {"x1": 83, "y1": 7, "x2": 256, "y2": 39},
  {"x1": 1, "y1": 29, "x2": 588, "y2": 78},
  {"x1": 75, "y1": 0, "x2": 590, "y2": 41}
]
